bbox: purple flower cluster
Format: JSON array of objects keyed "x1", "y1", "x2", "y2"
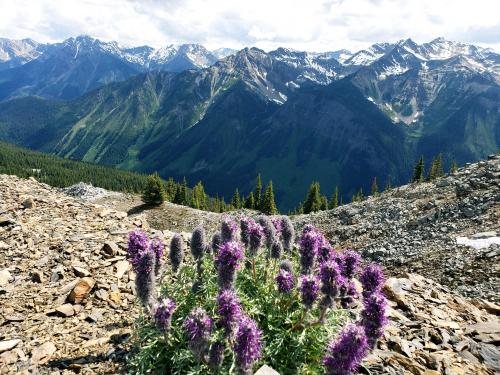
[
  {"x1": 280, "y1": 216, "x2": 295, "y2": 252},
  {"x1": 127, "y1": 230, "x2": 149, "y2": 262},
  {"x1": 169, "y1": 234, "x2": 184, "y2": 273},
  {"x1": 299, "y1": 226, "x2": 322, "y2": 274},
  {"x1": 240, "y1": 217, "x2": 253, "y2": 248},
  {"x1": 211, "y1": 232, "x2": 222, "y2": 255},
  {"x1": 271, "y1": 217, "x2": 283, "y2": 236},
  {"x1": 276, "y1": 269, "x2": 295, "y2": 294},
  {"x1": 233, "y1": 316, "x2": 262, "y2": 373},
  {"x1": 217, "y1": 289, "x2": 242, "y2": 336},
  {"x1": 183, "y1": 307, "x2": 213, "y2": 361},
  {"x1": 190, "y1": 227, "x2": 207, "y2": 261},
  {"x1": 221, "y1": 216, "x2": 239, "y2": 242},
  {"x1": 215, "y1": 241, "x2": 244, "y2": 290},
  {"x1": 323, "y1": 324, "x2": 369, "y2": 375},
  {"x1": 319, "y1": 260, "x2": 345, "y2": 298},
  {"x1": 340, "y1": 280, "x2": 359, "y2": 309},
  {"x1": 360, "y1": 293, "x2": 388, "y2": 349},
  {"x1": 271, "y1": 239, "x2": 283, "y2": 260},
  {"x1": 135, "y1": 250, "x2": 156, "y2": 307},
  {"x1": 318, "y1": 242, "x2": 334, "y2": 264},
  {"x1": 258, "y1": 216, "x2": 276, "y2": 248},
  {"x1": 341, "y1": 250, "x2": 361, "y2": 279},
  {"x1": 154, "y1": 298, "x2": 176, "y2": 334},
  {"x1": 299, "y1": 275, "x2": 320, "y2": 309},
  {"x1": 360, "y1": 263, "x2": 385, "y2": 299},
  {"x1": 248, "y1": 220, "x2": 265, "y2": 256}
]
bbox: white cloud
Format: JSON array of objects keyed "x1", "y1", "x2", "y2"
[{"x1": 0, "y1": 0, "x2": 498, "y2": 52}]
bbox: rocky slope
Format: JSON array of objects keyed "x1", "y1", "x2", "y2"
[
  {"x1": 295, "y1": 154, "x2": 500, "y2": 304},
  {"x1": 1, "y1": 157, "x2": 499, "y2": 373}
]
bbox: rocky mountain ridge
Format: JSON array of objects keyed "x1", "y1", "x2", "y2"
[{"x1": 1, "y1": 156, "x2": 498, "y2": 373}]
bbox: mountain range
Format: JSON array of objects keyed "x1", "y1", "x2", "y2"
[{"x1": 0, "y1": 35, "x2": 498, "y2": 210}]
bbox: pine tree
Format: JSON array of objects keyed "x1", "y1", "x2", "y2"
[
  {"x1": 255, "y1": 174, "x2": 263, "y2": 211},
  {"x1": 244, "y1": 192, "x2": 255, "y2": 209},
  {"x1": 428, "y1": 154, "x2": 444, "y2": 181},
  {"x1": 173, "y1": 177, "x2": 189, "y2": 205},
  {"x1": 165, "y1": 177, "x2": 176, "y2": 201},
  {"x1": 330, "y1": 186, "x2": 339, "y2": 209},
  {"x1": 412, "y1": 157, "x2": 425, "y2": 183},
  {"x1": 231, "y1": 188, "x2": 241, "y2": 209},
  {"x1": 371, "y1": 177, "x2": 378, "y2": 196},
  {"x1": 320, "y1": 195, "x2": 329, "y2": 210},
  {"x1": 142, "y1": 173, "x2": 166, "y2": 206},
  {"x1": 191, "y1": 181, "x2": 208, "y2": 210},
  {"x1": 303, "y1": 181, "x2": 322, "y2": 214},
  {"x1": 262, "y1": 181, "x2": 278, "y2": 215}
]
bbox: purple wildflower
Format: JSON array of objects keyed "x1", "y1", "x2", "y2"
[
  {"x1": 233, "y1": 316, "x2": 262, "y2": 373},
  {"x1": 215, "y1": 241, "x2": 244, "y2": 290},
  {"x1": 360, "y1": 263, "x2": 385, "y2": 299},
  {"x1": 280, "y1": 216, "x2": 295, "y2": 252},
  {"x1": 211, "y1": 233, "x2": 222, "y2": 255},
  {"x1": 271, "y1": 239, "x2": 283, "y2": 260},
  {"x1": 248, "y1": 221, "x2": 264, "y2": 256},
  {"x1": 221, "y1": 216, "x2": 239, "y2": 242},
  {"x1": 300, "y1": 275, "x2": 320, "y2": 309},
  {"x1": 135, "y1": 250, "x2": 156, "y2": 308},
  {"x1": 150, "y1": 238, "x2": 165, "y2": 275},
  {"x1": 318, "y1": 242, "x2": 334, "y2": 264},
  {"x1": 323, "y1": 324, "x2": 369, "y2": 375},
  {"x1": 341, "y1": 250, "x2": 361, "y2": 279},
  {"x1": 271, "y1": 217, "x2": 283, "y2": 236},
  {"x1": 190, "y1": 227, "x2": 207, "y2": 261},
  {"x1": 299, "y1": 227, "x2": 321, "y2": 274},
  {"x1": 169, "y1": 234, "x2": 184, "y2": 273},
  {"x1": 360, "y1": 292, "x2": 388, "y2": 349},
  {"x1": 276, "y1": 269, "x2": 295, "y2": 294},
  {"x1": 183, "y1": 307, "x2": 213, "y2": 361},
  {"x1": 208, "y1": 341, "x2": 225, "y2": 370},
  {"x1": 127, "y1": 230, "x2": 149, "y2": 264},
  {"x1": 258, "y1": 216, "x2": 276, "y2": 248},
  {"x1": 154, "y1": 298, "x2": 176, "y2": 334},
  {"x1": 319, "y1": 260, "x2": 345, "y2": 298},
  {"x1": 302, "y1": 224, "x2": 317, "y2": 233},
  {"x1": 217, "y1": 289, "x2": 242, "y2": 336},
  {"x1": 341, "y1": 280, "x2": 359, "y2": 309},
  {"x1": 240, "y1": 217, "x2": 254, "y2": 248}
]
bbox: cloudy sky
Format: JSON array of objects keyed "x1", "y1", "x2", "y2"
[{"x1": 0, "y1": 0, "x2": 499, "y2": 52}]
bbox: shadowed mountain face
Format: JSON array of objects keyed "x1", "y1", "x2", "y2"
[{"x1": 0, "y1": 38, "x2": 498, "y2": 210}]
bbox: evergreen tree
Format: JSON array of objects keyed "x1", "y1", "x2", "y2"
[
  {"x1": 412, "y1": 157, "x2": 425, "y2": 183},
  {"x1": 231, "y1": 188, "x2": 241, "y2": 209},
  {"x1": 262, "y1": 180, "x2": 278, "y2": 215},
  {"x1": 303, "y1": 181, "x2": 322, "y2": 214},
  {"x1": 255, "y1": 174, "x2": 263, "y2": 211},
  {"x1": 329, "y1": 186, "x2": 339, "y2": 209},
  {"x1": 165, "y1": 177, "x2": 176, "y2": 201},
  {"x1": 191, "y1": 181, "x2": 208, "y2": 210},
  {"x1": 244, "y1": 192, "x2": 255, "y2": 209},
  {"x1": 371, "y1": 177, "x2": 378, "y2": 196},
  {"x1": 142, "y1": 173, "x2": 166, "y2": 206},
  {"x1": 173, "y1": 177, "x2": 189, "y2": 205},
  {"x1": 320, "y1": 195, "x2": 329, "y2": 210},
  {"x1": 428, "y1": 154, "x2": 444, "y2": 181}
]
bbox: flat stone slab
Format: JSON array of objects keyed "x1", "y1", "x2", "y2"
[{"x1": 255, "y1": 365, "x2": 280, "y2": 375}]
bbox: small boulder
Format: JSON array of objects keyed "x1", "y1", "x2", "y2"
[
  {"x1": 68, "y1": 277, "x2": 95, "y2": 304},
  {"x1": 102, "y1": 241, "x2": 119, "y2": 257}
]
